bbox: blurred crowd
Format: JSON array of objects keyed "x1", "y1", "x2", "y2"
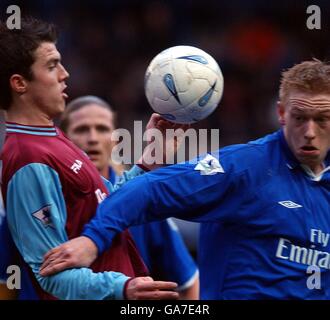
[{"x1": 1, "y1": 0, "x2": 330, "y2": 145}]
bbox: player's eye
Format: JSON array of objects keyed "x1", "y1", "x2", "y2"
[
  {"x1": 294, "y1": 115, "x2": 303, "y2": 122},
  {"x1": 97, "y1": 126, "x2": 111, "y2": 133},
  {"x1": 48, "y1": 60, "x2": 59, "y2": 70},
  {"x1": 315, "y1": 117, "x2": 329, "y2": 124},
  {"x1": 74, "y1": 126, "x2": 89, "y2": 134}
]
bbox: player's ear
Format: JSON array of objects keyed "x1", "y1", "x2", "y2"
[
  {"x1": 277, "y1": 101, "x2": 286, "y2": 126},
  {"x1": 9, "y1": 74, "x2": 28, "y2": 94}
]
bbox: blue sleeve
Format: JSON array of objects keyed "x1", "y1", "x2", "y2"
[
  {"x1": 6, "y1": 163, "x2": 129, "y2": 300},
  {"x1": 129, "y1": 219, "x2": 198, "y2": 290},
  {"x1": 83, "y1": 151, "x2": 247, "y2": 253}
]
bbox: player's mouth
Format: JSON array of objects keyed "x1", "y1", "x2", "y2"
[
  {"x1": 87, "y1": 150, "x2": 101, "y2": 159},
  {"x1": 62, "y1": 85, "x2": 68, "y2": 99},
  {"x1": 298, "y1": 145, "x2": 319, "y2": 156}
]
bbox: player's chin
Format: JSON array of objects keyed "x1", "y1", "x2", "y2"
[
  {"x1": 53, "y1": 101, "x2": 66, "y2": 117},
  {"x1": 298, "y1": 154, "x2": 322, "y2": 166},
  {"x1": 297, "y1": 149, "x2": 320, "y2": 160}
]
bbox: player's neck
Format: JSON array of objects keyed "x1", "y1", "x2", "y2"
[
  {"x1": 100, "y1": 166, "x2": 109, "y2": 179},
  {"x1": 305, "y1": 162, "x2": 325, "y2": 175},
  {"x1": 6, "y1": 103, "x2": 54, "y2": 126}
]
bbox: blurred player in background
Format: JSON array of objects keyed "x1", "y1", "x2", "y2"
[
  {"x1": 42, "y1": 59, "x2": 330, "y2": 299},
  {"x1": 59, "y1": 95, "x2": 199, "y2": 299},
  {"x1": 0, "y1": 17, "x2": 183, "y2": 300}
]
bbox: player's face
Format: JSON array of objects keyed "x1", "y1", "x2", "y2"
[
  {"x1": 66, "y1": 104, "x2": 115, "y2": 177},
  {"x1": 26, "y1": 42, "x2": 69, "y2": 119},
  {"x1": 278, "y1": 91, "x2": 330, "y2": 174}
]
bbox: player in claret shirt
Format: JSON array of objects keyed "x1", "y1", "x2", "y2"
[
  {"x1": 59, "y1": 95, "x2": 199, "y2": 300},
  {"x1": 0, "y1": 17, "x2": 184, "y2": 300},
  {"x1": 42, "y1": 59, "x2": 330, "y2": 299}
]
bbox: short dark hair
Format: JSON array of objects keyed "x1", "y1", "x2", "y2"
[
  {"x1": 0, "y1": 17, "x2": 57, "y2": 110},
  {"x1": 60, "y1": 95, "x2": 115, "y2": 133}
]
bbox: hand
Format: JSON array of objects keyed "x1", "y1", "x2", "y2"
[
  {"x1": 139, "y1": 113, "x2": 190, "y2": 170},
  {"x1": 125, "y1": 277, "x2": 179, "y2": 300},
  {"x1": 39, "y1": 236, "x2": 98, "y2": 276}
]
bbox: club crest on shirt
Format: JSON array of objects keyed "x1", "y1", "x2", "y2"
[
  {"x1": 32, "y1": 205, "x2": 54, "y2": 228},
  {"x1": 194, "y1": 154, "x2": 224, "y2": 175}
]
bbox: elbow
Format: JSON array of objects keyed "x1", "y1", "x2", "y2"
[{"x1": 35, "y1": 273, "x2": 77, "y2": 300}]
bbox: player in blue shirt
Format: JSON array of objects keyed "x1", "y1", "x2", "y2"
[
  {"x1": 41, "y1": 59, "x2": 330, "y2": 299},
  {"x1": 59, "y1": 95, "x2": 199, "y2": 299}
]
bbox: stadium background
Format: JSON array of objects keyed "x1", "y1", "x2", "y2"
[{"x1": 1, "y1": 0, "x2": 330, "y2": 254}]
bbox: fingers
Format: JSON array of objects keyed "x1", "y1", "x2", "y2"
[
  {"x1": 40, "y1": 244, "x2": 75, "y2": 276},
  {"x1": 157, "y1": 119, "x2": 191, "y2": 131},
  {"x1": 157, "y1": 119, "x2": 177, "y2": 129},
  {"x1": 126, "y1": 277, "x2": 179, "y2": 300},
  {"x1": 39, "y1": 261, "x2": 70, "y2": 277},
  {"x1": 40, "y1": 252, "x2": 70, "y2": 276},
  {"x1": 43, "y1": 247, "x2": 59, "y2": 261},
  {"x1": 150, "y1": 113, "x2": 164, "y2": 122},
  {"x1": 138, "y1": 276, "x2": 154, "y2": 282},
  {"x1": 135, "y1": 290, "x2": 179, "y2": 300},
  {"x1": 39, "y1": 237, "x2": 98, "y2": 277},
  {"x1": 40, "y1": 250, "x2": 62, "y2": 273},
  {"x1": 147, "y1": 113, "x2": 191, "y2": 132},
  {"x1": 137, "y1": 280, "x2": 178, "y2": 291},
  {"x1": 146, "y1": 113, "x2": 163, "y2": 129}
]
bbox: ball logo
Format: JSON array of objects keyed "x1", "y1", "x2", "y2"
[
  {"x1": 163, "y1": 74, "x2": 181, "y2": 104},
  {"x1": 198, "y1": 81, "x2": 217, "y2": 107},
  {"x1": 177, "y1": 55, "x2": 208, "y2": 64}
]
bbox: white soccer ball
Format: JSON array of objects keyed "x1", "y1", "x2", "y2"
[{"x1": 144, "y1": 45, "x2": 224, "y2": 124}]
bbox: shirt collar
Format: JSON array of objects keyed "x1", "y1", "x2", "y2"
[{"x1": 5, "y1": 122, "x2": 58, "y2": 136}]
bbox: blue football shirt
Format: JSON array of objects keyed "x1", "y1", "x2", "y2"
[{"x1": 83, "y1": 130, "x2": 330, "y2": 299}]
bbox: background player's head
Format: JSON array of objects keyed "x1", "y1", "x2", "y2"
[
  {"x1": 0, "y1": 17, "x2": 69, "y2": 117},
  {"x1": 60, "y1": 96, "x2": 123, "y2": 178},
  {"x1": 277, "y1": 59, "x2": 330, "y2": 172}
]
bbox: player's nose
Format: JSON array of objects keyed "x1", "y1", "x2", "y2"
[
  {"x1": 87, "y1": 128, "x2": 99, "y2": 143},
  {"x1": 304, "y1": 120, "x2": 316, "y2": 140},
  {"x1": 58, "y1": 63, "x2": 70, "y2": 80}
]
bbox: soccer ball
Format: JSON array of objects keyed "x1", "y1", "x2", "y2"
[{"x1": 144, "y1": 45, "x2": 224, "y2": 124}]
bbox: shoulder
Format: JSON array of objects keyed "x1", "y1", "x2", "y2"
[
  {"x1": 3, "y1": 132, "x2": 52, "y2": 162},
  {"x1": 143, "y1": 131, "x2": 282, "y2": 187},
  {"x1": 214, "y1": 130, "x2": 282, "y2": 174},
  {"x1": 1, "y1": 132, "x2": 64, "y2": 188}
]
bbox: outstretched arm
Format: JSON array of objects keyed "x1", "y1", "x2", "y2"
[
  {"x1": 7, "y1": 163, "x2": 178, "y2": 300},
  {"x1": 40, "y1": 151, "x2": 242, "y2": 276}
]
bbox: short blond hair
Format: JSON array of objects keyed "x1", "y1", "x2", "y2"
[{"x1": 279, "y1": 59, "x2": 330, "y2": 103}]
